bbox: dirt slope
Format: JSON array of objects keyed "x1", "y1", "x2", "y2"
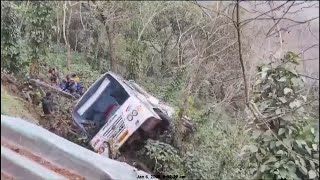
[{"x1": 1, "y1": 84, "x2": 40, "y2": 124}]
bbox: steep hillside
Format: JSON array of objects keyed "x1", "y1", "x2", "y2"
[
  {"x1": 1, "y1": 84, "x2": 40, "y2": 124},
  {"x1": 1, "y1": 1, "x2": 319, "y2": 179}
]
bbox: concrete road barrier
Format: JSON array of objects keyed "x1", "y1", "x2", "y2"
[
  {"x1": 1, "y1": 147, "x2": 66, "y2": 180},
  {"x1": 1, "y1": 115, "x2": 155, "y2": 180}
]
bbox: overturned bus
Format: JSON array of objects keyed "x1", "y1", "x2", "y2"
[{"x1": 72, "y1": 72, "x2": 175, "y2": 158}]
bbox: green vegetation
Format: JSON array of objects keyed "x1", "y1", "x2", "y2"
[
  {"x1": 1, "y1": 1, "x2": 318, "y2": 179},
  {"x1": 242, "y1": 54, "x2": 319, "y2": 180},
  {"x1": 1, "y1": 85, "x2": 38, "y2": 124}
]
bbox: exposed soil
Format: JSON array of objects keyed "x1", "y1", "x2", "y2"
[
  {"x1": 1, "y1": 83, "x2": 41, "y2": 125},
  {"x1": 1, "y1": 139, "x2": 85, "y2": 180},
  {"x1": 1, "y1": 172, "x2": 14, "y2": 180},
  {"x1": 1, "y1": 76, "x2": 78, "y2": 138}
]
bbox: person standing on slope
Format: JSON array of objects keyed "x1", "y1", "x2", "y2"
[
  {"x1": 48, "y1": 68, "x2": 60, "y2": 86},
  {"x1": 41, "y1": 92, "x2": 55, "y2": 130}
]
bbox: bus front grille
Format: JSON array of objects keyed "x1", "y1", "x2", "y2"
[{"x1": 102, "y1": 115, "x2": 126, "y2": 140}]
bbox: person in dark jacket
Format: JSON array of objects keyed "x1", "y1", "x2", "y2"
[
  {"x1": 42, "y1": 92, "x2": 54, "y2": 115},
  {"x1": 62, "y1": 74, "x2": 82, "y2": 98},
  {"x1": 62, "y1": 74, "x2": 71, "y2": 91},
  {"x1": 48, "y1": 68, "x2": 60, "y2": 86},
  {"x1": 59, "y1": 79, "x2": 67, "y2": 90},
  {"x1": 41, "y1": 92, "x2": 58, "y2": 130},
  {"x1": 67, "y1": 79, "x2": 78, "y2": 94}
]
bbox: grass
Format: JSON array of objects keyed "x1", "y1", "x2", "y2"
[{"x1": 1, "y1": 84, "x2": 39, "y2": 124}]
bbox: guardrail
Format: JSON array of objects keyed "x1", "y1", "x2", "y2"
[{"x1": 1, "y1": 115, "x2": 156, "y2": 180}]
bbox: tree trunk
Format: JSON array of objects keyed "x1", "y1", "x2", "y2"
[
  {"x1": 29, "y1": 61, "x2": 39, "y2": 79},
  {"x1": 178, "y1": 41, "x2": 182, "y2": 66},
  {"x1": 56, "y1": 3, "x2": 60, "y2": 44},
  {"x1": 106, "y1": 25, "x2": 117, "y2": 73},
  {"x1": 66, "y1": 45, "x2": 71, "y2": 70},
  {"x1": 94, "y1": 41, "x2": 100, "y2": 70},
  {"x1": 178, "y1": 74, "x2": 195, "y2": 120},
  {"x1": 29, "y1": 79, "x2": 76, "y2": 100},
  {"x1": 63, "y1": 2, "x2": 72, "y2": 70}
]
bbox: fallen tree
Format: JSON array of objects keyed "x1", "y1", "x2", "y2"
[{"x1": 29, "y1": 79, "x2": 76, "y2": 100}]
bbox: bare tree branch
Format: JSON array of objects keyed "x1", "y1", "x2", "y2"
[
  {"x1": 267, "y1": 1, "x2": 285, "y2": 57},
  {"x1": 308, "y1": 22, "x2": 319, "y2": 41},
  {"x1": 298, "y1": 74, "x2": 319, "y2": 81},
  {"x1": 266, "y1": 1, "x2": 295, "y2": 37},
  {"x1": 239, "y1": 1, "x2": 290, "y2": 27},
  {"x1": 79, "y1": 2, "x2": 86, "y2": 30},
  {"x1": 191, "y1": 1, "x2": 236, "y2": 24},
  {"x1": 248, "y1": 16, "x2": 319, "y2": 25},
  {"x1": 285, "y1": 2, "x2": 319, "y2": 14},
  {"x1": 266, "y1": 16, "x2": 319, "y2": 37},
  {"x1": 301, "y1": 58, "x2": 319, "y2": 61},
  {"x1": 235, "y1": 1, "x2": 249, "y2": 105},
  {"x1": 297, "y1": 44, "x2": 319, "y2": 56},
  {"x1": 137, "y1": 2, "x2": 170, "y2": 41},
  {"x1": 257, "y1": 99, "x2": 318, "y2": 126},
  {"x1": 202, "y1": 40, "x2": 237, "y2": 61}
]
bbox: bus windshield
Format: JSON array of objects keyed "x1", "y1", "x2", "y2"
[{"x1": 75, "y1": 74, "x2": 129, "y2": 129}]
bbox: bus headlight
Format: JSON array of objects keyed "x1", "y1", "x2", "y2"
[
  {"x1": 127, "y1": 109, "x2": 138, "y2": 121},
  {"x1": 127, "y1": 114, "x2": 133, "y2": 121},
  {"x1": 132, "y1": 109, "x2": 138, "y2": 116}
]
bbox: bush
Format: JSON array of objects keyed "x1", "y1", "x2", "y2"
[{"x1": 242, "y1": 52, "x2": 319, "y2": 180}]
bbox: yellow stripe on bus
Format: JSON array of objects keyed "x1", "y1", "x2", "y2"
[{"x1": 117, "y1": 130, "x2": 129, "y2": 143}]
